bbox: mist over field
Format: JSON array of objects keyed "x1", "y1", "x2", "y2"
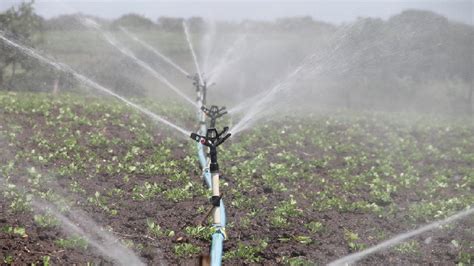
[
  {"x1": 1, "y1": 2, "x2": 473, "y2": 115},
  {"x1": 0, "y1": 1, "x2": 473, "y2": 265}
]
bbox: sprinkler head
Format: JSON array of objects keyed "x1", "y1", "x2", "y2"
[
  {"x1": 202, "y1": 105, "x2": 227, "y2": 128},
  {"x1": 189, "y1": 127, "x2": 231, "y2": 148},
  {"x1": 189, "y1": 73, "x2": 207, "y2": 104},
  {"x1": 189, "y1": 73, "x2": 207, "y2": 88},
  {"x1": 190, "y1": 127, "x2": 231, "y2": 173}
]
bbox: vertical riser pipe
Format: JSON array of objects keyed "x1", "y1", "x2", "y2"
[{"x1": 211, "y1": 172, "x2": 221, "y2": 225}]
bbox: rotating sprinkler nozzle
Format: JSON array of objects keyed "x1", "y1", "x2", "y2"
[
  {"x1": 190, "y1": 127, "x2": 231, "y2": 173},
  {"x1": 201, "y1": 105, "x2": 228, "y2": 128}
]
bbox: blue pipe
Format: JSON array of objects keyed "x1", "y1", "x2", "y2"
[
  {"x1": 197, "y1": 142, "x2": 207, "y2": 167},
  {"x1": 211, "y1": 231, "x2": 225, "y2": 266},
  {"x1": 197, "y1": 120, "x2": 211, "y2": 187},
  {"x1": 202, "y1": 168, "x2": 212, "y2": 189},
  {"x1": 197, "y1": 142, "x2": 212, "y2": 187},
  {"x1": 219, "y1": 199, "x2": 226, "y2": 227}
]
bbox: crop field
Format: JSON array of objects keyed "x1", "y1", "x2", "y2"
[
  {"x1": 1, "y1": 1, "x2": 473, "y2": 265},
  {"x1": 0, "y1": 92, "x2": 472, "y2": 265}
]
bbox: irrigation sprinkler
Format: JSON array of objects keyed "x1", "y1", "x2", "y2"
[
  {"x1": 191, "y1": 127, "x2": 231, "y2": 207},
  {"x1": 190, "y1": 127, "x2": 231, "y2": 266},
  {"x1": 189, "y1": 73, "x2": 207, "y2": 105},
  {"x1": 201, "y1": 105, "x2": 227, "y2": 128}
]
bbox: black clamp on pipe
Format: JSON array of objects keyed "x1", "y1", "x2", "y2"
[
  {"x1": 201, "y1": 105, "x2": 227, "y2": 128},
  {"x1": 198, "y1": 193, "x2": 224, "y2": 226},
  {"x1": 210, "y1": 195, "x2": 222, "y2": 207}
]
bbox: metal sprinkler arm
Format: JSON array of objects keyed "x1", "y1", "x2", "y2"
[{"x1": 190, "y1": 127, "x2": 230, "y2": 148}]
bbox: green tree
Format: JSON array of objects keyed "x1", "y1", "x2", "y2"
[
  {"x1": 0, "y1": 0, "x2": 43, "y2": 89},
  {"x1": 112, "y1": 13, "x2": 156, "y2": 30},
  {"x1": 157, "y1": 17, "x2": 184, "y2": 32}
]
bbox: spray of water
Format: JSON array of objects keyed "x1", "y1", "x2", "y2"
[
  {"x1": 230, "y1": 23, "x2": 360, "y2": 135},
  {"x1": 0, "y1": 172, "x2": 146, "y2": 265},
  {"x1": 223, "y1": 21, "x2": 414, "y2": 121},
  {"x1": 207, "y1": 34, "x2": 248, "y2": 85},
  {"x1": 327, "y1": 207, "x2": 474, "y2": 266},
  {"x1": 230, "y1": 57, "x2": 312, "y2": 135},
  {"x1": 182, "y1": 21, "x2": 204, "y2": 85},
  {"x1": 120, "y1": 26, "x2": 190, "y2": 77},
  {"x1": 0, "y1": 32, "x2": 191, "y2": 137},
  {"x1": 228, "y1": 87, "x2": 273, "y2": 115},
  {"x1": 201, "y1": 19, "x2": 216, "y2": 75},
  {"x1": 79, "y1": 17, "x2": 197, "y2": 108},
  {"x1": 32, "y1": 201, "x2": 146, "y2": 266}
]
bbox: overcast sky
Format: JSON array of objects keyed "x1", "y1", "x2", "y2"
[{"x1": 0, "y1": 0, "x2": 472, "y2": 25}]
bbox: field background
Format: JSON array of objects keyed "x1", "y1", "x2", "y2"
[{"x1": 0, "y1": 2, "x2": 473, "y2": 265}]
